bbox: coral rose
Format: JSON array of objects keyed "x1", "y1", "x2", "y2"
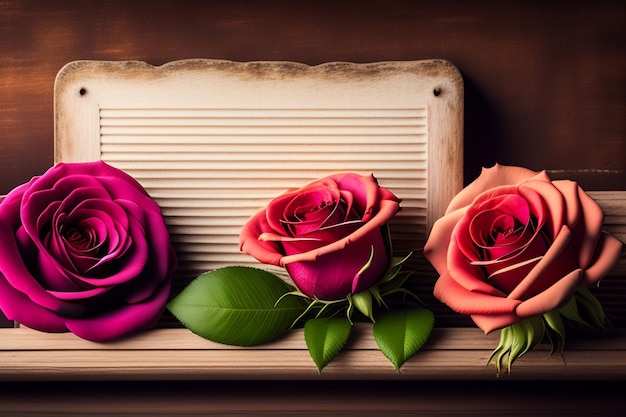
[{"x1": 424, "y1": 164, "x2": 623, "y2": 333}]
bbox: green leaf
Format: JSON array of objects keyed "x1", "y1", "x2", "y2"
[
  {"x1": 304, "y1": 317, "x2": 352, "y2": 372},
  {"x1": 372, "y1": 308, "x2": 434, "y2": 371},
  {"x1": 167, "y1": 266, "x2": 309, "y2": 346}
]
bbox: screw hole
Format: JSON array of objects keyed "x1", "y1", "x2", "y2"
[
  {"x1": 79, "y1": 88, "x2": 87, "y2": 96},
  {"x1": 433, "y1": 88, "x2": 441, "y2": 97}
]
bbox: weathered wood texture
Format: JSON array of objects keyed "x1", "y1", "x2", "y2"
[
  {"x1": 1, "y1": 1, "x2": 624, "y2": 194},
  {"x1": 50, "y1": 58, "x2": 465, "y2": 328},
  {"x1": 2, "y1": 325, "x2": 626, "y2": 382}
]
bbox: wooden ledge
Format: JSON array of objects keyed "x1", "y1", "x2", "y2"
[
  {"x1": 2, "y1": 325, "x2": 625, "y2": 381},
  {"x1": 1, "y1": 194, "x2": 624, "y2": 382}
]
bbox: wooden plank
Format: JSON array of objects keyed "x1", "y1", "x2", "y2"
[
  {"x1": 5, "y1": 325, "x2": 625, "y2": 352},
  {"x1": 0, "y1": 326, "x2": 500, "y2": 351},
  {"x1": 2, "y1": 326, "x2": 626, "y2": 381}
]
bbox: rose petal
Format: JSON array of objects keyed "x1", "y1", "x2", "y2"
[
  {"x1": 279, "y1": 198, "x2": 399, "y2": 265},
  {"x1": 338, "y1": 189, "x2": 356, "y2": 222},
  {"x1": 470, "y1": 312, "x2": 522, "y2": 334},
  {"x1": 520, "y1": 179, "x2": 566, "y2": 240},
  {"x1": 76, "y1": 216, "x2": 149, "y2": 287},
  {"x1": 433, "y1": 270, "x2": 521, "y2": 315},
  {"x1": 444, "y1": 164, "x2": 540, "y2": 214},
  {"x1": 34, "y1": 247, "x2": 86, "y2": 292},
  {"x1": 22, "y1": 181, "x2": 107, "y2": 229},
  {"x1": 284, "y1": 262, "x2": 316, "y2": 297},
  {"x1": 573, "y1": 185, "x2": 605, "y2": 269},
  {"x1": 423, "y1": 207, "x2": 466, "y2": 274},
  {"x1": 0, "y1": 222, "x2": 84, "y2": 316},
  {"x1": 0, "y1": 273, "x2": 68, "y2": 332},
  {"x1": 239, "y1": 207, "x2": 284, "y2": 266},
  {"x1": 447, "y1": 238, "x2": 509, "y2": 296},
  {"x1": 553, "y1": 180, "x2": 605, "y2": 269},
  {"x1": 507, "y1": 225, "x2": 572, "y2": 300},
  {"x1": 334, "y1": 173, "x2": 380, "y2": 221},
  {"x1": 64, "y1": 278, "x2": 171, "y2": 342},
  {"x1": 581, "y1": 232, "x2": 624, "y2": 286},
  {"x1": 285, "y1": 229, "x2": 387, "y2": 300},
  {"x1": 350, "y1": 231, "x2": 388, "y2": 294},
  {"x1": 267, "y1": 183, "x2": 340, "y2": 235},
  {"x1": 280, "y1": 221, "x2": 362, "y2": 255},
  {"x1": 111, "y1": 197, "x2": 175, "y2": 284},
  {"x1": 48, "y1": 286, "x2": 110, "y2": 300},
  {"x1": 486, "y1": 255, "x2": 542, "y2": 294},
  {"x1": 259, "y1": 232, "x2": 322, "y2": 242},
  {"x1": 515, "y1": 268, "x2": 582, "y2": 318},
  {"x1": 283, "y1": 187, "x2": 340, "y2": 235},
  {"x1": 27, "y1": 161, "x2": 148, "y2": 202}
]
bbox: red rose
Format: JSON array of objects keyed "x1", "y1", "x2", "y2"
[
  {"x1": 424, "y1": 164, "x2": 623, "y2": 333},
  {"x1": 0, "y1": 161, "x2": 176, "y2": 341},
  {"x1": 239, "y1": 173, "x2": 401, "y2": 300}
]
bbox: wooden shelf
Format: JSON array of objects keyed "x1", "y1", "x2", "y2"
[
  {"x1": 2, "y1": 325, "x2": 625, "y2": 381},
  {"x1": 1, "y1": 185, "x2": 624, "y2": 384}
]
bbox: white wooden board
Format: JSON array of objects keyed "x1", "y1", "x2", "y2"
[{"x1": 53, "y1": 59, "x2": 464, "y2": 286}]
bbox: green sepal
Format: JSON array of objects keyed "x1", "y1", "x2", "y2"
[
  {"x1": 356, "y1": 245, "x2": 376, "y2": 277},
  {"x1": 378, "y1": 252, "x2": 413, "y2": 286},
  {"x1": 369, "y1": 285, "x2": 388, "y2": 310},
  {"x1": 558, "y1": 291, "x2": 590, "y2": 327},
  {"x1": 558, "y1": 286, "x2": 608, "y2": 331},
  {"x1": 543, "y1": 309, "x2": 565, "y2": 354},
  {"x1": 304, "y1": 316, "x2": 352, "y2": 373},
  {"x1": 167, "y1": 266, "x2": 309, "y2": 346},
  {"x1": 350, "y1": 290, "x2": 375, "y2": 322},
  {"x1": 573, "y1": 286, "x2": 609, "y2": 330},
  {"x1": 372, "y1": 308, "x2": 435, "y2": 371},
  {"x1": 488, "y1": 315, "x2": 545, "y2": 375}
]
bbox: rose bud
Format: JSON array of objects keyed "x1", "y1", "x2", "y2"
[
  {"x1": 424, "y1": 164, "x2": 623, "y2": 333},
  {"x1": 0, "y1": 161, "x2": 176, "y2": 341},
  {"x1": 240, "y1": 173, "x2": 401, "y2": 301}
]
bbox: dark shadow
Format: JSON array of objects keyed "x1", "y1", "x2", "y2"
[{"x1": 461, "y1": 72, "x2": 507, "y2": 185}]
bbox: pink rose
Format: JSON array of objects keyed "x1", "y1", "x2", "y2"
[
  {"x1": 0, "y1": 161, "x2": 176, "y2": 341},
  {"x1": 239, "y1": 173, "x2": 401, "y2": 300},
  {"x1": 424, "y1": 164, "x2": 623, "y2": 333}
]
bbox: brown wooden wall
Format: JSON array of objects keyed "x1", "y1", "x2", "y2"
[{"x1": 1, "y1": 0, "x2": 624, "y2": 195}]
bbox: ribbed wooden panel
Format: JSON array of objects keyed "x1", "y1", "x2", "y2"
[
  {"x1": 52, "y1": 59, "x2": 465, "y2": 328},
  {"x1": 99, "y1": 107, "x2": 429, "y2": 284}
]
